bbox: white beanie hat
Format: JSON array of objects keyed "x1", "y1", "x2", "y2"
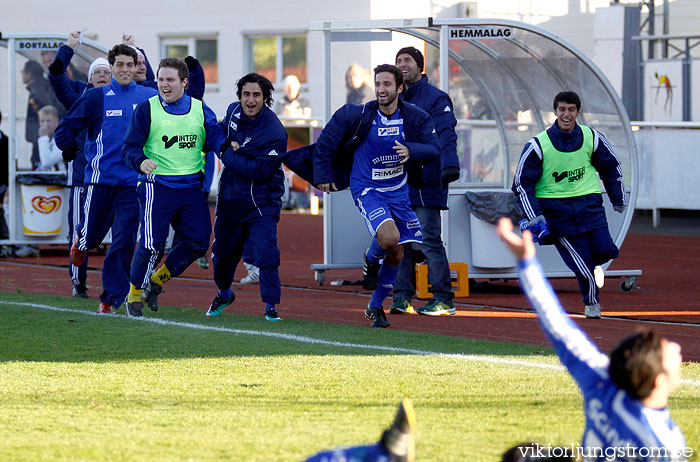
[{"x1": 88, "y1": 57, "x2": 110, "y2": 80}]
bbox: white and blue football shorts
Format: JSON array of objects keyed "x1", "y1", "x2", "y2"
[{"x1": 355, "y1": 189, "x2": 422, "y2": 245}]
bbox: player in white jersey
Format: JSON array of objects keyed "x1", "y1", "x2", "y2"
[{"x1": 497, "y1": 218, "x2": 687, "y2": 462}]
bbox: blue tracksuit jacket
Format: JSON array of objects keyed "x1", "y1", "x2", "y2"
[
  {"x1": 310, "y1": 99, "x2": 440, "y2": 190},
  {"x1": 519, "y1": 257, "x2": 686, "y2": 461},
  {"x1": 218, "y1": 103, "x2": 287, "y2": 219},
  {"x1": 54, "y1": 79, "x2": 158, "y2": 187},
  {"x1": 48, "y1": 45, "x2": 89, "y2": 187},
  {"x1": 122, "y1": 94, "x2": 226, "y2": 190},
  {"x1": 512, "y1": 122, "x2": 626, "y2": 240},
  {"x1": 401, "y1": 75, "x2": 459, "y2": 209}
]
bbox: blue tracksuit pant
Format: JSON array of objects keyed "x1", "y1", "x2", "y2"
[
  {"x1": 68, "y1": 185, "x2": 88, "y2": 288},
  {"x1": 554, "y1": 227, "x2": 619, "y2": 305},
  {"x1": 75, "y1": 184, "x2": 140, "y2": 308},
  {"x1": 130, "y1": 182, "x2": 212, "y2": 289},
  {"x1": 212, "y1": 213, "x2": 281, "y2": 304}
]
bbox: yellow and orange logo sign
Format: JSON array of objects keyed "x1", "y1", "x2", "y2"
[{"x1": 31, "y1": 195, "x2": 62, "y2": 214}]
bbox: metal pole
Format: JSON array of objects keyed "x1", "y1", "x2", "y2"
[
  {"x1": 682, "y1": 38, "x2": 690, "y2": 121},
  {"x1": 647, "y1": 0, "x2": 655, "y2": 59},
  {"x1": 662, "y1": 0, "x2": 669, "y2": 58},
  {"x1": 439, "y1": 24, "x2": 449, "y2": 92},
  {"x1": 322, "y1": 29, "x2": 332, "y2": 265},
  {"x1": 7, "y1": 38, "x2": 16, "y2": 242}
]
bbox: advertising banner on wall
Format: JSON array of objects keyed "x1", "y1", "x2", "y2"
[{"x1": 644, "y1": 60, "x2": 683, "y2": 121}]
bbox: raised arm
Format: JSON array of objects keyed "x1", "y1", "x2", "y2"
[{"x1": 497, "y1": 218, "x2": 611, "y2": 396}]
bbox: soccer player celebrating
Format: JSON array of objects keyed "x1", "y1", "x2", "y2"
[
  {"x1": 512, "y1": 91, "x2": 626, "y2": 319},
  {"x1": 205, "y1": 73, "x2": 287, "y2": 321},
  {"x1": 121, "y1": 58, "x2": 226, "y2": 317},
  {"x1": 498, "y1": 217, "x2": 686, "y2": 461},
  {"x1": 55, "y1": 44, "x2": 157, "y2": 314},
  {"x1": 314, "y1": 64, "x2": 440, "y2": 328}
]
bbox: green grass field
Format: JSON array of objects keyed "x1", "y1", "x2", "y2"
[{"x1": 1, "y1": 291, "x2": 698, "y2": 461}]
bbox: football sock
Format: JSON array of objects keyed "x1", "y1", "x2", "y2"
[
  {"x1": 366, "y1": 238, "x2": 387, "y2": 264},
  {"x1": 151, "y1": 265, "x2": 172, "y2": 286},
  {"x1": 127, "y1": 283, "x2": 143, "y2": 303},
  {"x1": 219, "y1": 288, "x2": 233, "y2": 300},
  {"x1": 369, "y1": 263, "x2": 399, "y2": 307}
]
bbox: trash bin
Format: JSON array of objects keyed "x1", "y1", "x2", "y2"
[
  {"x1": 464, "y1": 191, "x2": 525, "y2": 269},
  {"x1": 17, "y1": 174, "x2": 68, "y2": 237}
]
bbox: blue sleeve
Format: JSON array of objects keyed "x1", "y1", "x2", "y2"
[
  {"x1": 202, "y1": 103, "x2": 226, "y2": 153},
  {"x1": 122, "y1": 102, "x2": 151, "y2": 172},
  {"x1": 51, "y1": 45, "x2": 74, "y2": 74},
  {"x1": 185, "y1": 58, "x2": 205, "y2": 100},
  {"x1": 512, "y1": 138, "x2": 544, "y2": 220},
  {"x1": 139, "y1": 47, "x2": 156, "y2": 83},
  {"x1": 518, "y1": 257, "x2": 610, "y2": 397},
  {"x1": 312, "y1": 104, "x2": 355, "y2": 185},
  {"x1": 221, "y1": 128, "x2": 287, "y2": 182},
  {"x1": 202, "y1": 150, "x2": 215, "y2": 194},
  {"x1": 403, "y1": 112, "x2": 440, "y2": 164},
  {"x1": 49, "y1": 74, "x2": 86, "y2": 110},
  {"x1": 591, "y1": 130, "x2": 626, "y2": 208},
  {"x1": 430, "y1": 94, "x2": 459, "y2": 170},
  {"x1": 48, "y1": 45, "x2": 87, "y2": 110},
  {"x1": 54, "y1": 89, "x2": 102, "y2": 151}
]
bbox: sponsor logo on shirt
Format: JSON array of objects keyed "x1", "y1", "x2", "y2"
[
  {"x1": 105, "y1": 110, "x2": 122, "y2": 117},
  {"x1": 444, "y1": 106, "x2": 451, "y2": 112},
  {"x1": 372, "y1": 165, "x2": 404, "y2": 180},
  {"x1": 229, "y1": 121, "x2": 237, "y2": 131},
  {"x1": 553, "y1": 166, "x2": 585, "y2": 183},
  {"x1": 162, "y1": 134, "x2": 198, "y2": 149},
  {"x1": 268, "y1": 149, "x2": 278, "y2": 156},
  {"x1": 105, "y1": 90, "x2": 115, "y2": 96},
  {"x1": 378, "y1": 127, "x2": 400, "y2": 137},
  {"x1": 240, "y1": 137, "x2": 252, "y2": 148},
  {"x1": 368, "y1": 208, "x2": 386, "y2": 221},
  {"x1": 233, "y1": 112, "x2": 241, "y2": 119}
]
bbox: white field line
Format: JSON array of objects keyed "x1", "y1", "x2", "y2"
[{"x1": 3, "y1": 300, "x2": 699, "y2": 387}]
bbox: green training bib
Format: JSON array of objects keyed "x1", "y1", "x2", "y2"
[
  {"x1": 534, "y1": 124, "x2": 601, "y2": 198},
  {"x1": 144, "y1": 96, "x2": 205, "y2": 176}
]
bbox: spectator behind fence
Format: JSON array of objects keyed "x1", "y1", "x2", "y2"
[
  {"x1": 345, "y1": 63, "x2": 373, "y2": 105},
  {"x1": 274, "y1": 75, "x2": 311, "y2": 118},
  {"x1": 22, "y1": 60, "x2": 64, "y2": 170},
  {"x1": 36, "y1": 105, "x2": 65, "y2": 172}
]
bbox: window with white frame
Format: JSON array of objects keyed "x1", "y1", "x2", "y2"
[
  {"x1": 160, "y1": 34, "x2": 218, "y2": 85},
  {"x1": 245, "y1": 34, "x2": 307, "y2": 85}
]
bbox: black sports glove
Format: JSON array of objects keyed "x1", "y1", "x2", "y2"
[
  {"x1": 440, "y1": 166, "x2": 460, "y2": 189},
  {"x1": 48, "y1": 58, "x2": 65, "y2": 76},
  {"x1": 184, "y1": 56, "x2": 199, "y2": 68},
  {"x1": 61, "y1": 144, "x2": 80, "y2": 162}
]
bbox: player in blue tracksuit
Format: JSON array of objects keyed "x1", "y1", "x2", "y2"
[
  {"x1": 49, "y1": 33, "x2": 113, "y2": 299},
  {"x1": 497, "y1": 218, "x2": 686, "y2": 462},
  {"x1": 314, "y1": 64, "x2": 440, "y2": 328},
  {"x1": 121, "y1": 58, "x2": 226, "y2": 318},
  {"x1": 205, "y1": 73, "x2": 287, "y2": 321},
  {"x1": 305, "y1": 398, "x2": 416, "y2": 462},
  {"x1": 512, "y1": 91, "x2": 626, "y2": 319},
  {"x1": 385, "y1": 47, "x2": 460, "y2": 317},
  {"x1": 54, "y1": 44, "x2": 158, "y2": 314}
]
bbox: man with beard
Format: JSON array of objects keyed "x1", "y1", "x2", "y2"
[
  {"x1": 314, "y1": 64, "x2": 440, "y2": 328},
  {"x1": 205, "y1": 73, "x2": 287, "y2": 322}
]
